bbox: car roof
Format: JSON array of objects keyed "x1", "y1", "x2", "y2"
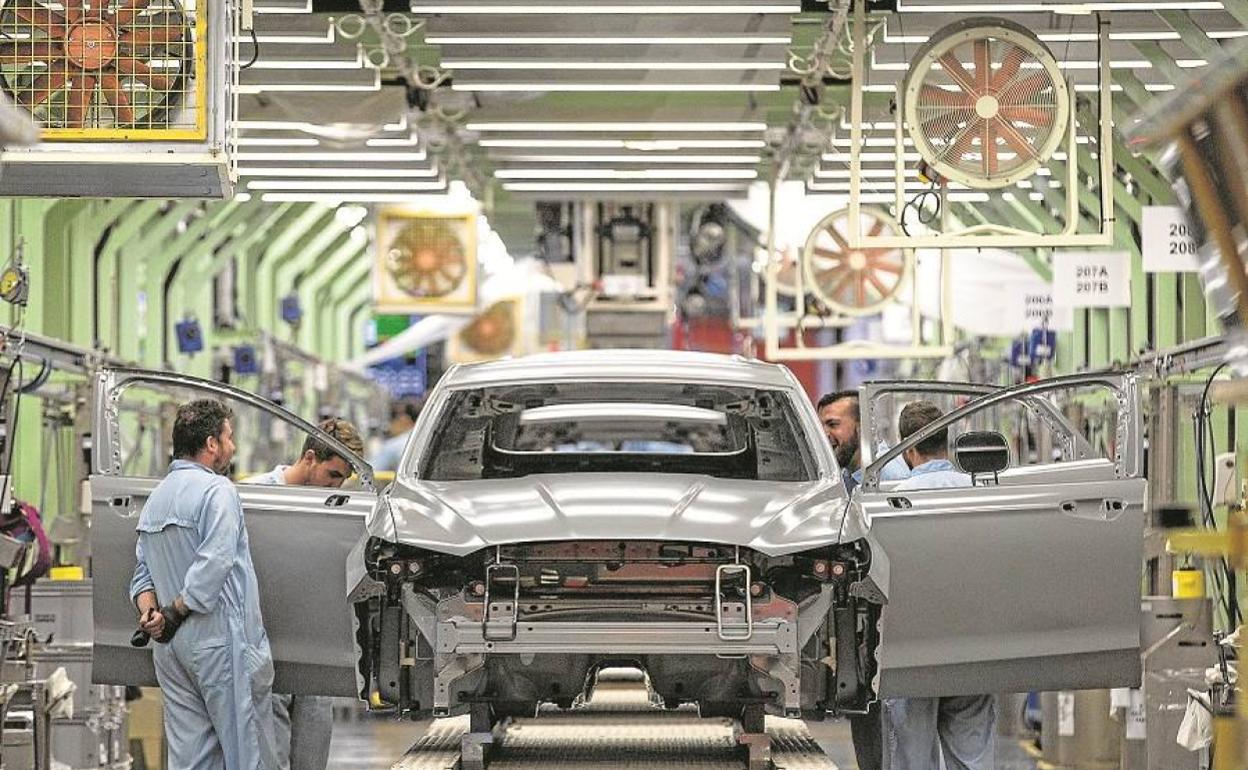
[{"x1": 440, "y1": 349, "x2": 798, "y2": 390}]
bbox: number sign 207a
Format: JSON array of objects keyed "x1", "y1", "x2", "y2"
[{"x1": 1143, "y1": 205, "x2": 1200, "y2": 273}]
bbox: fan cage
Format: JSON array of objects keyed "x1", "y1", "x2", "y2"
[
  {"x1": 374, "y1": 210, "x2": 479, "y2": 314},
  {"x1": 801, "y1": 206, "x2": 911, "y2": 317},
  {"x1": 0, "y1": 0, "x2": 208, "y2": 141},
  {"x1": 901, "y1": 19, "x2": 1070, "y2": 190}
]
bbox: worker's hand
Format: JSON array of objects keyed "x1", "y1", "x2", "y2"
[
  {"x1": 154, "y1": 603, "x2": 187, "y2": 644},
  {"x1": 139, "y1": 607, "x2": 165, "y2": 640}
]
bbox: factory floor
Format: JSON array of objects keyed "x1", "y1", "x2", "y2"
[{"x1": 324, "y1": 703, "x2": 1048, "y2": 770}]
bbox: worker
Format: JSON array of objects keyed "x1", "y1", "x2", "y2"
[
  {"x1": 369, "y1": 399, "x2": 422, "y2": 473},
  {"x1": 815, "y1": 390, "x2": 909, "y2": 770},
  {"x1": 129, "y1": 399, "x2": 276, "y2": 770},
  {"x1": 243, "y1": 417, "x2": 366, "y2": 770},
  {"x1": 816, "y1": 390, "x2": 911, "y2": 492},
  {"x1": 883, "y1": 400, "x2": 997, "y2": 770}
]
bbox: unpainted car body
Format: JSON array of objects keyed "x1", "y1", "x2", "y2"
[{"x1": 91, "y1": 351, "x2": 1144, "y2": 724}]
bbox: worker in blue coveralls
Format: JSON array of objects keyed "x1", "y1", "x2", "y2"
[
  {"x1": 130, "y1": 399, "x2": 276, "y2": 770},
  {"x1": 243, "y1": 416, "x2": 366, "y2": 770},
  {"x1": 816, "y1": 390, "x2": 910, "y2": 770},
  {"x1": 883, "y1": 400, "x2": 997, "y2": 770}
]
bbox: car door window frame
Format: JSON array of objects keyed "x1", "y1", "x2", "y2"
[
  {"x1": 859, "y1": 371, "x2": 1141, "y2": 492},
  {"x1": 93, "y1": 367, "x2": 376, "y2": 491}
]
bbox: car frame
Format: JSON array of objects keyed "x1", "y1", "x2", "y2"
[{"x1": 90, "y1": 351, "x2": 1144, "y2": 727}]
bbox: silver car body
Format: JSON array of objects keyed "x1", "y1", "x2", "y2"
[{"x1": 91, "y1": 352, "x2": 1143, "y2": 716}]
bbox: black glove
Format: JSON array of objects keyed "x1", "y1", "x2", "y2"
[{"x1": 155, "y1": 603, "x2": 187, "y2": 644}]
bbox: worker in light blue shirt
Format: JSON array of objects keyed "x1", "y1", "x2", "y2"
[
  {"x1": 817, "y1": 390, "x2": 910, "y2": 496},
  {"x1": 129, "y1": 400, "x2": 276, "y2": 770},
  {"x1": 816, "y1": 389, "x2": 909, "y2": 770},
  {"x1": 883, "y1": 400, "x2": 996, "y2": 770},
  {"x1": 369, "y1": 399, "x2": 422, "y2": 473},
  {"x1": 242, "y1": 417, "x2": 365, "y2": 770}
]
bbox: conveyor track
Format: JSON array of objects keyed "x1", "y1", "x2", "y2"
[{"x1": 391, "y1": 670, "x2": 838, "y2": 770}]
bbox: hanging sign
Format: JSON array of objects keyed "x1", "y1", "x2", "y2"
[
  {"x1": 1006, "y1": 283, "x2": 1074, "y2": 332},
  {"x1": 1052, "y1": 251, "x2": 1131, "y2": 308},
  {"x1": 1142, "y1": 205, "x2": 1200, "y2": 273}
]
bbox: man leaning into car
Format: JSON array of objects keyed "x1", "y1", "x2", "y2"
[
  {"x1": 243, "y1": 417, "x2": 366, "y2": 770},
  {"x1": 883, "y1": 400, "x2": 997, "y2": 770}
]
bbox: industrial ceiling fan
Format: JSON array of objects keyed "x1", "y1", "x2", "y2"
[
  {"x1": 802, "y1": 206, "x2": 910, "y2": 317},
  {"x1": 386, "y1": 217, "x2": 471, "y2": 299},
  {"x1": 902, "y1": 17, "x2": 1070, "y2": 189},
  {"x1": 0, "y1": 0, "x2": 191, "y2": 130}
]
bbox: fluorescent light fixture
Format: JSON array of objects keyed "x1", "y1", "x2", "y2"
[
  {"x1": 502, "y1": 182, "x2": 748, "y2": 192},
  {"x1": 413, "y1": 4, "x2": 800, "y2": 13},
  {"x1": 442, "y1": 60, "x2": 785, "y2": 70},
  {"x1": 246, "y1": 180, "x2": 447, "y2": 191},
  {"x1": 236, "y1": 82, "x2": 381, "y2": 94},
  {"x1": 823, "y1": 152, "x2": 922, "y2": 162},
  {"x1": 814, "y1": 168, "x2": 906, "y2": 179},
  {"x1": 489, "y1": 154, "x2": 762, "y2": 163},
  {"x1": 246, "y1": 58, "x2": 366, "y2": 70},
  {"x1": 238, "y1": 167, "x2": 439, "y2": 177},
  {"x1": 366, "y1": 137, "x2": 421, "y2": 147},
  {"x1": 887, "y1": 30, "x2": 1248, "y2": 44},
  {"x1": 479, "y1": 139, "x2": 765, "y2": 149},
  {"x1": 235, "y1": 137, "x2": 321, "y2": 147},
  {"x1": 233, "y1": 32, "x2": 335, "y2": 44},
  {"x1": 897, "y1": 2, "x2": 1221, "y2": 11},
  {"x1": 453, "y1": 83, "x2": 781, "y2": 92},
  {"x1": 236, "y1": 151, "x2": 428, "y2": 162},
  {"x1": 467, "y1": 121, "x2": 767, "y2": 132},
  {"x1": 260, "y1": 193, "x2": 449, "y2": 203},
  {"x1": 234, "y1": 193, "x2": 253, "y2": 202},
  {"x1": 427, "y1": 35, "x2": 791, "y2": 44},
  {"x1": 494, "y1": 168, "x2": 757, "y2": 179}
]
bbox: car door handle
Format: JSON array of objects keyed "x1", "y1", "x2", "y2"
[
  {"x1": 887, "y1": 497, "x2": 912, "y2": 509},
  {"x1": 109, "y1": 496, "x2": 132, "y2": 508},
  {"x1": 1059, "y1": 498, "x2": 1127, "y2": 520},
  {"x1": 324, "y1": 494, "x2": 350, "y2": 508}
]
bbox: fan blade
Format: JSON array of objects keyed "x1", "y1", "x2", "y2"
[
  {"x1": 937, "y1": 119, "x2": 982, "y2": 163},
  {"x1": 974, "y1": 38, "x2": 991, "y2": 92},
  {"x1": 982, "y1": 119, "x2": 998, "y2": 176},
  {"x1": 866, "y1": 270, "x2": 891, "y2": 298},
  {"x1": 63, "y1": 1, "x2": 83, "y2": 24},
  {"x1": 64, "y1": 73, "x2": 94, "y2": 127},
  {"x1": 998, "y1": 105, "x2": 1054, "y2": 128},
  {"x1": 824, "y1": 224, "x2": 851, "y2": 253},
  {"x1": 999, "y1": 71, "x2": 1052, "y2": 103},
  {"x1": 114, "y1": 0, "x2": 153, "y2": 27},
  {"x1": 120, "y1": 24, "x2": 184, "y2": 50},
  {"x1": 921, "y1": 111, "x2": 974, "y2": 142},
  {"x1": 937, "y1": 52, "x2": 977, "y2": 95},
  {"x1": 18, "y1": 64, "x2": 67, "y2": 107},
  {"x1": 854, "y1": 276, "x2": 867, "y2": 308},
  {"x1": 917, "y1": 84, "x2": 974, "y2": 110},
  {"x1": 872, "y1": 261, "x2": 903, "y2": 276},
  {"x1": 99, "y1": 72, "x2": 135, "y2": 124},
  {"x1": 811, "y1": 246, "x2": 844, "y2": 263},
  {"x1": 113, "y1": 56, "x2": 171, "y2": 91},
  {"x1": 825, "y1": 268, "x2": 856, "y2": 299},
  {"x1": 867, "y1": 218, "x2": 886, "y2": 237},
  {"x1": 991, "y1": 42, "x2": 1027, "y2": 91},
  {"x1": 13, "y1": 2, "x2": 68, "y2": 37},
  {"x1": 994, "y1": 117, "x2": 1039, "y2": 161},
  {"x1": 0, "y1": 41, "x2": 59, "y2": 63}
]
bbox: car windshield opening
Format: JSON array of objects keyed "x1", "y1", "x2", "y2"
[{"x1": 419, "y1": 381, "x2": 815, "y2": 482}]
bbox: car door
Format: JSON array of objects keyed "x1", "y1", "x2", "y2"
[
  {"x1": 854, "y1": 372, "x2": 1144, "y2": 698},
  {"x1": 91, "y1": 367, "x2": 377, "y2": 697}
]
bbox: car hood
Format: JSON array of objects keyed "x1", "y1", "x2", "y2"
[{"x1": 370, "y1": 473, "x2": 860, "y2": 557}]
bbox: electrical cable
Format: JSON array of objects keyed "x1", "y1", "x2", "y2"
[
  {"x1": 240, "y1": 27, "x2": 259, "y2": 70},
  {"x1": 1194, "y1": 361, "x2": 1242, "y2": 628},
  {"x1": 899, "y1": 179, "x2": 941, "y2": 237}
]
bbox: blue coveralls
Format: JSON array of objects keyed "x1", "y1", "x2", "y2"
[
  {"x1": 129, "y1": 459, "x2": 277, "y2": 770},
  {"x1": 242, "y1": 465, "x2": 334, "y2": 770},
  {"x1": 882, "y1": 458, "x2": 998, "y2": 770}
]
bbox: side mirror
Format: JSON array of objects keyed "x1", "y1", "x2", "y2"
[{"x1": 954, "y1": 431, "x2": 1010, "y2": 482}]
